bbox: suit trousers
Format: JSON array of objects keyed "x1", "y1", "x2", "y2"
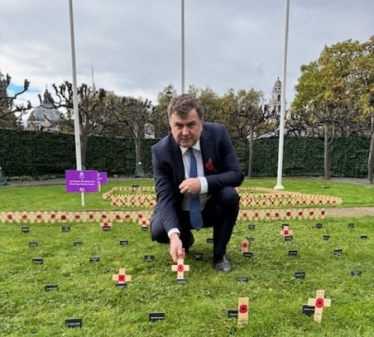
[{"x1": 150, "y1": 186, "x2": 240, "y2": 257}]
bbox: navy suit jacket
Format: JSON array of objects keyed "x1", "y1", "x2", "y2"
[{"x1": 152, "y1": 122, "x2": 244, "y2": 233}]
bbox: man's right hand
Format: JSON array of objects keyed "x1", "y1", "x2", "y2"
[{"x1": 169, "y1": 233, "x2": 185, "y2": 262}]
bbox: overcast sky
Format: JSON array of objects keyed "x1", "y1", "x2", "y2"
[{"x1": 1, "y1": 0, "x2": 373, "y2": 118}]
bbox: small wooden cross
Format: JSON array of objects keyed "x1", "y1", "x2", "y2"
[
  {"x1": 241, "y1": 239, "x2": 249, "y2": 253},
  {"x1": 112, "y1": 268, "x2": 131, "y2": 285},
  {"x1": 101, "y1": 221, "x2": 112, "y2": 230},
  {"x1": 171, "y1": 258, "x2": 190, "y2": 280},
  {"x1": 238, "y1": 297, "x2": 249, "y2": 327},
  {"x1": 280, "y1": 225, "x2": 293, "y2": 237},
  {"x1": 308, "y1": 290, "x2": 331, "y2": 323}
]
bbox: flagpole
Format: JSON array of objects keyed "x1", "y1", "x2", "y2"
[
  {"x1": 181, "y1": 0, "x2": 185, "y2": 94},
  {"x1": 68, "y1": 0, "x2": 84, "y2": 206},
  {"x1": 274, "y1": 0, "x2": 290, "y2": 190}
]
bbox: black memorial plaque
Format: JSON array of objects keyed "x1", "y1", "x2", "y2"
[
  {"x1": 144, "y1": 255, "x2": 154, "y2": 262},
  {"x1": 351, "y1": 270, "x2": 362, "y2": 277},
  {"x1": 333, "y1": 249, "x2": 343, "y2": 256},
  {"x1": 29, "y1": 241, "x2": 38, "y2": 247},
  {"x1": 288, "y1": 250, "x2": 298, "y2": 256},
  {"x1": 62, "y1": 226, "x2": 70, "y2": 232},
  {"x1": 236, "y1": 276, "x2": 248, "y2": 283},
  {"x1": 301, "y1": 305, "x2": 315, "y2": 316},
  {"x1": 115, "y1": 283, "x2": 128, "y2": 289},
  {"x1": 149, "y1": 313, "x2": 165, "y2": 322},
  {"x1": 323, "y1": 235, "x2": 331, "y2": 241},
  {"x1": 120, "y1": 240, "x2": 129, "y2": 246},
  {"x1": 360, "y1": 235, "x2": 368, "y2": 240},
  {"x1": 33, "y1": 258, "x2": 43, "y2": 265},
  {"x1": 22, "y1": 226, "x2": 30, "y2": 233},
  {"x1": 227, "y1": 309, "x2": 239, "y2": 318},
  {"x1": 206, "y1": 238, "x2": 214, "y2": 243},
  {"x1": 73, "y1": 241, "x2": 83, "y2": 246},
  {"x1": 294, "y1": 271, "x2": 306, "y2": 279},
  {"x1": 281, "y1": 223, "x2": 289, "y2": 229},
  {"x1": 242, "y1": 252, "x2": 253, "y2": 258},
  {"x1": 193, "y1": 253, "x2": 203, "y2": 261},
  {"x1": 248, "y1": 224, "x2": 255, "y2": 230},
  {"x1": 102, "y1": 226, "x2": 111, "y2": 232},
  {"x1": 90, "y1": 256, "x2": 100, "y2": 263},
  {"x1": 176, "y1": 279, "x2": 187, "y2": 284},
  {"x1": 284, "y1": 235, "x2": 293, "y2": 241},
  {"x1": 141, "y1": 226, "x2": 149, "y2": 232},
  {"x1": 65, "y1": 318, "x2": 82, "y2": 328},
  {"x1": 246, "y1": 237, "x2": 254, "y2": 242},
  {"x1": 315, "y1": 223, "x2": 323, "y2": 229},
  {"x1": 45, "y1": 284, "x2": 58, "y2": 291},
  {"x1": 348, "y1": 223, "x2": 355, "y2": 228}
]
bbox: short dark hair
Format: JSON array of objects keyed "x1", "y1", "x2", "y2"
[{"x1": 167, "y1": 94, "x2": 204, "y2": 119}]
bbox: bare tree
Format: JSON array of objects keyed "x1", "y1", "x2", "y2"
[
  {"x1": 51, "y1": 81, "x2": 108, "y2": 167},
  {"x1": 0, "y1": 72, "x2": 31, "y2": 129},
  {"x1": 111, "y1": 97, "x2": 155, "y2": 165}
]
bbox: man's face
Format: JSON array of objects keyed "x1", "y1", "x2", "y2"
[{"x1": 169, "y1": 108, "x2": 203, "y2": 148}]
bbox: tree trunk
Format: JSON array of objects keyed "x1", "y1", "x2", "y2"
[
  {"x1": 323, "y1": 126, "x2": 330, "y2": 179},
  {"x1": 247, "y1": 126, "x2": 254, "y2": 178},
  {"x1": 135, "y1": 136, "x2": 141, "y2": 164},
  {"x1": 367, "y1": 131, "x2": 374, "y2": 183}
]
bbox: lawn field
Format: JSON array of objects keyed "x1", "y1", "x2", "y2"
[{"x1": 1, "y1": 178, "x2": 374, "y2": 336}]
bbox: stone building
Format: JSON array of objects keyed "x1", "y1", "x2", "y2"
[{"x1": 27, "y1": 89, "x2": 61, "y2": 131}]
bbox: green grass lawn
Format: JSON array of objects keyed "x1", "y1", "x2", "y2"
[
  {"x1": 1, "y1": 218, "x2": 374, "y2": 336},
  {"x1": 1, "y1": 178, "x2": 374, "y2": 336}
]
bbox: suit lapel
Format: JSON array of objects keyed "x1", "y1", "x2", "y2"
[
  {"x1": 169, "y1": 136, "x2": 185, "y2": 184},
  {"x1": 200, "y1": 128, "x2": 214, "y2": 175}
]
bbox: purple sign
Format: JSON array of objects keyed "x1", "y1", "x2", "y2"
[
  {"x1": 98, "y1": 172, "x2": 108, "y2": 184},
  {"x1": 65, "y1": 170, "x2": 99, "y2": 193}
]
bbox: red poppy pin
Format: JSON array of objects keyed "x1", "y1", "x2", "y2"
[{"x1": 205, "y1": 158, "x2": 215, "y2": 171}]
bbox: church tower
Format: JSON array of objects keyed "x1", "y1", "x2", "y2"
[{"x1": 269, "y1": 77, "x2": 282, "y2": 115}]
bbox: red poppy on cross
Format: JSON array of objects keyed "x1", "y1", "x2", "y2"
[{"x1": 171, "y1": 258, "x2": 190, "y2": 280}]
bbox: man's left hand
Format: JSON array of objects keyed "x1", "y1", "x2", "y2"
[{"x1": 179, "y1": 178, "x2": 201, "y2": 195}]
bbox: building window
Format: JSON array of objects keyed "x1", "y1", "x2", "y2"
[{"x1": 277, "y1": 94, "x2": 281, "y2": 102}]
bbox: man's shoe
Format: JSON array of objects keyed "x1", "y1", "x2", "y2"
[{"x1": 214, "y1": 254, "x2": 232, "y2": 272}]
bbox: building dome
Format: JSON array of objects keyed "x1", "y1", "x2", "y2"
[{"x1": 27, "y1": 89, "x2": 61, "y2": 131}]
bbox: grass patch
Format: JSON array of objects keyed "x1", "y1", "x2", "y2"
[
  {"x1": 1, "y1": 217, "x2": 374, "y2": 336},
  {"x1": 1, "y1": 178, "x2": 374, "y2": 336}
]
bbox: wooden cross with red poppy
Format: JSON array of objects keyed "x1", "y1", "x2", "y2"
[
  {"x1": 171, "y1": 258, "x2": 190, "y2": 280},
  {"x1": 280, "y1": 226, "x2": 293, "y2": 237},
  {"x1": 308, "y1": 290, "x2": 331, "y2": 323},
  {"x1": 101, "y1": 221, "x2": 112, "y2": 230},
  {"x1": 238, "y1": 297, "x2": 249, "y2": 327},
  {"x1": 112, "y1": 268, "x2": 132, "y2": 285},
  {"x1": 241, "y1": 239, "x2": 249, "y2": 253}
]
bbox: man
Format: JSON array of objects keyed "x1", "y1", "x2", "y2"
[{"x1": 150, "y1": 94, "x2": 244, "y2": 272}]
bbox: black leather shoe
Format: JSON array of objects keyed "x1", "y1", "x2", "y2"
[
  {"x1": 183, "y1": 232, "x2": 195, "y2": 254},
  {"x1": 214, "y1": 254, "x2": 232, "y2": 272}
]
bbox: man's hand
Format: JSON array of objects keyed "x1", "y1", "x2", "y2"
[
  {"x1": 179, "y1": 177, "x2": 201, "y2": 195},
  {"x1": 169, "y1": 233, "x2": 185, "y2": 262}
]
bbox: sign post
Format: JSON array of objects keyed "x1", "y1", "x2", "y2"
[{"x1": 65, "y1": 170, "x2": 99, "y2": 207}]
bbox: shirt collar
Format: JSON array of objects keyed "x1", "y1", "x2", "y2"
[{"x1": 180, "y1": 140, "x2": 201, "y2": 156}]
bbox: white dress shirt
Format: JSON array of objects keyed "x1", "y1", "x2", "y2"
[{"x1": 167, "y1": 140, "x2": 209, "y2": 238}]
